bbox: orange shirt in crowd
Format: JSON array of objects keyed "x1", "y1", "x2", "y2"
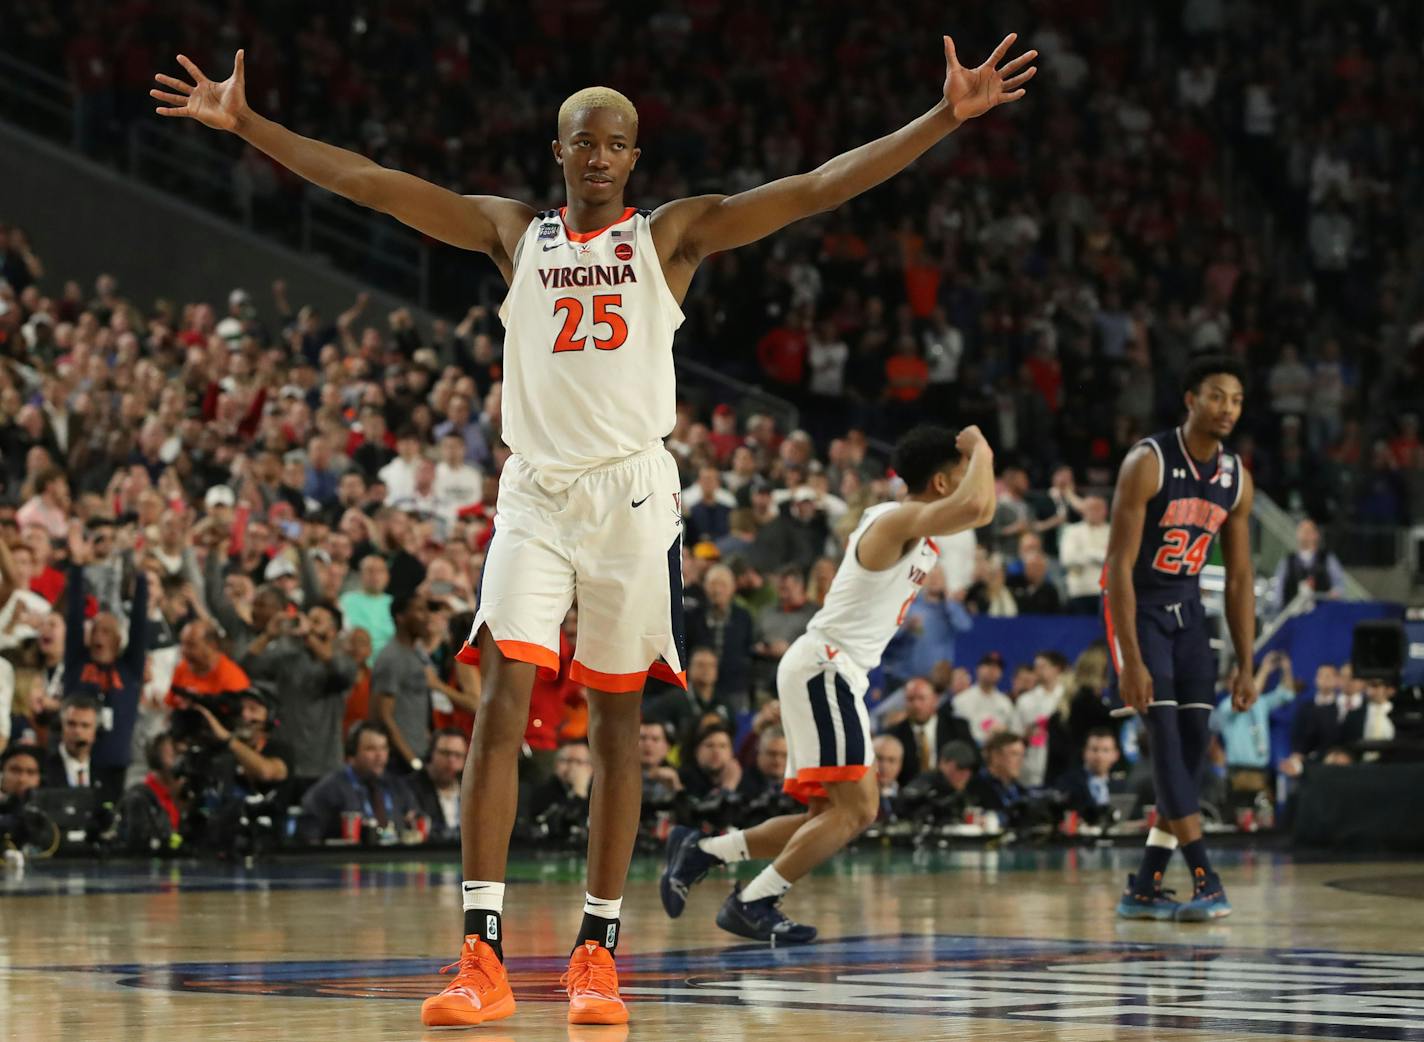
[
  {"x1": 166, "y1": 654, "x2": 251, "y2": 705},
  {"x1": 885, "y1": 354, "x2": 929, "y2": 402},
  {"x1": 344, "y1": 665, "x2": 372, "y2": 737}
]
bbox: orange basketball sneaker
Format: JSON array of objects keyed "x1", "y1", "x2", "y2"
[
  {"x1": 562, "y1": 941, "x2": 629, "y2": 1024},
  {"x1": 420, "y1": 936, "x2": 516, "y2": 1027}
]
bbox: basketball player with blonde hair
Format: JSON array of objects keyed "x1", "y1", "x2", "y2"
[{"x1": 152, "y1": 32, "x2": 1036, "y2": 1029}]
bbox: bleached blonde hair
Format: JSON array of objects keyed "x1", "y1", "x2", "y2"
[{"x1": 557, "y1": 86, "x2": 639, "y2": 139}]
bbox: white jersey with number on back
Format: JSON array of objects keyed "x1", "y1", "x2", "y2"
[
  {"x1": 497, "y1": 207, "x2": 684, "y2": 493},
  {"x1": 805, "y1": 502, "x2": 942, "y2": 681}
]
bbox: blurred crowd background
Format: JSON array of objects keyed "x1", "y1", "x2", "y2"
[{"x1": 1, "y1": 0, "x2": 1420, "y2": 858}]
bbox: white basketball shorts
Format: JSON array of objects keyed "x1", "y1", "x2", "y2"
[
  {"x1": 456, "y1": 444, "x2": 687, "y2": 692},
  {"x1": 776, "y1": 632, "x2": 874, "y2": 803}
]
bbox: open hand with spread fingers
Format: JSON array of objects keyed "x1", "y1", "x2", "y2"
[
  {"x1": 943, "y1": 33, "x2": 1038, "y2": 122},
  {"x1": 152, "y1": 50, "x2": 250, "y2": 133}
]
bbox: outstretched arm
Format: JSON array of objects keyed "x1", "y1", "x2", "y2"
[
  {"x1": 653, "y1": 34, "x2": 1035, "y2": 266},
  {"x1": 856, "y1": 427, "x2": 997, "y2": 571},
  {"x1": 153, "y1": 52, "x2": 532, "y2": 275}
]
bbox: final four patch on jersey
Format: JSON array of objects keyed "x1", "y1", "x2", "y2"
[{"x1": 538, "y1": 222, "x2": 560, "y2": 240}]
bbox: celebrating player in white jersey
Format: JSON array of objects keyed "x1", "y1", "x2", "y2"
[
  {"x1": 661, "y1": 425, "x2": 996, "y2": 942},
  {"x1": 152, "y1": 35, "x2": 1034, "y2": 1027}
]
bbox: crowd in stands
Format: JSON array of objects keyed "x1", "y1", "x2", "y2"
[
  {"x1": 4, "y1": 0, "x2": 1422, "y2": 524},
  {"x1": 2, "y1": 0, "x2": 1420, "y2": 856},
  {"x1": 0, "y1": 224, "x2": 1401, "y2": 856}
]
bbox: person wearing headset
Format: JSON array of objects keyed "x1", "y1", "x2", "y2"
[
  {"x1": 403, "y1": 727, "x2": 469, "y2": 841},
  {"x1": 297, "y1": 720, "x2": 420, "y2": 843}
]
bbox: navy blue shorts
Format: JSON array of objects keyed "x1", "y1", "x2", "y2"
[{"x1": 1106, "y1": 597, "x2": 1215, "y2": 709}]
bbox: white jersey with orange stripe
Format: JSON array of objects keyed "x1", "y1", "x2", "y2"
[
  {"x1": 804, "y1": 502, "x2": 942, "y2": 680},
  {"x1": 497, "y1": 207, "x2": 684, "y2": 493}
]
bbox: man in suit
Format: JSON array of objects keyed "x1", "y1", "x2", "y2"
[
  {"x1": 297, "y1": 721, "x2": 419, "y2": 843},
  {"x1": 685, "y1": 565, "x2": 756, "y2": 709},
  {"x1": 1052, "y1": 727, "x2": 1130, "y2": 819},
  {"x1": 41, "y1": 695, "x2": 103, "y2": 790},
  {"x1": 1283, "y1": 663, "x2": 1354, "y2": 775},
  {"x1": 966, "y1": 731, "x2": 1028, "y2": 814},
  {"x1": 404, "y1": 727, "x2": 468, "y2": 840},
  {"x1": 889, "y1": 677, "x2": 975, "y2": 787}
]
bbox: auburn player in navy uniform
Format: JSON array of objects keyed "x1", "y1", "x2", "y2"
[{"x1": 1104, "y1": 355, "x2": 1256, "y2": 922}]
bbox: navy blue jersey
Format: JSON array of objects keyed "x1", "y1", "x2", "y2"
[{"x1": 1123, "y1": 428, "x2": 1242, "y2": 606}]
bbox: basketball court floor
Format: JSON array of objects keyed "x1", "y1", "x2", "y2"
[{"x1": 2, "y1": 846, "x2": 1421, "y2": 1041}]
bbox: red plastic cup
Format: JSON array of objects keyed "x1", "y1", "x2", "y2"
[{"x1": 340, "y1": 811, "x2": 362, "y2": 843}]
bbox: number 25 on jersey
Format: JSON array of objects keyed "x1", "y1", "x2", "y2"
[{"x1": 552, "y1": 294, "x2": 627, "y2": 353}]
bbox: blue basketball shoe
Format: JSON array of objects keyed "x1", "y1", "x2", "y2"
[
  {"x1": 1115, "y1": 874, "x2": 1182, "y2": 921},
  {"x1": 715, "y1": 885, "x2": 818, "y2": 945},
  {"x1": 1175, "y1": 869, "x2": 1232, "y2": 921},
  {"x1": 659, "y1": 825, "x2": 721, "y2": 919}
]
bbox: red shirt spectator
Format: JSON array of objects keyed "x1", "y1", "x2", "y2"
[{"x1": 756, "y1": 321, "x2": 808, "y2": 388}]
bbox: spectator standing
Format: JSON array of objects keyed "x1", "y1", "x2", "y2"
[
  {"x1": 339, "y1": 555, "x2": 395, "y2": 660},
  {"x1": 1059, "y1": 496, "x2": 1110, "y2": 613},
  {"x1": 1210, "y1": 652, "x2": 1295, "y2": 808},
  {"x1": 371, "y1": 594, "x2": 434, "y2": 773},
  {"x1": 880, "y1": 566, "x2": 972, "y2": 693},
  {"x1": 239, "y1": 601, "x2": 357, "y2": 791},
  {"x1": 1013, "y1": 651, "x2": 1069, "y2": 786},
  {"x1": 63, "y1": 526, "x2": 149, "y2": 798},
  {"x1": 953, "y1": 653, "x2": 1015, "y2": 744},
  {"x1": 1269, "y1": 519, "x2": 1346, "y2": 614}
]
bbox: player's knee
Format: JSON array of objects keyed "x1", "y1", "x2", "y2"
[
  {"x1": 850, "y1": 798, "x2": 878, "y2": 834},
  {"x1": 830, "y1": 792, "x2": 877, "y2": 835}
]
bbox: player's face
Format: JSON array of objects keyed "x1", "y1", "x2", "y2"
[
  {"x1": 1187, "y1": 373, "x2": 1244, "y2": 439},
  {"x1": 554, "y1": 108, "x2": 639, "y2": 205},
  {"x1": 928, "y1": 458, "x2": 968, "y2": 501}
]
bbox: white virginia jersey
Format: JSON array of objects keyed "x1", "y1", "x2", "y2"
[
  {"x1": 807, "y1": 502, "x2": 942, "y2": 678},
  {"x1": 497, "y1": 207, "x2": 684, "y2": 492}
]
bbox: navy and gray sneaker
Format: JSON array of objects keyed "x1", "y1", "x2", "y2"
[
  {"x1": 715, "y1": 885, "x2": 818, "y2": 945},
  {"x1": 1115, "y1": 874, "x2": 1181, "y2": 921},
  {"x1": 659, "y1": 825, "x2": 722, "y2": 919},
  {"x1": 1175, "y1": 870, "x2": 1232, "y2": 922}
]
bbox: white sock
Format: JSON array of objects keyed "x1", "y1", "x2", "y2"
[
  {"x1": 739, "y1": 866, "x2": 792, "y2": 903},
  {"x1": 699, "y1": 829, "x2": 750, "y2": 864},
  {"x1": 582, "y1": 893, "x2": 623, "y2": 919},
  {"x1": 1147, "y1": 827, "x2": 1179, "y2": 851},
  {"x1": 462, "y1": 879, "x2": 506, "y2": 914}
]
